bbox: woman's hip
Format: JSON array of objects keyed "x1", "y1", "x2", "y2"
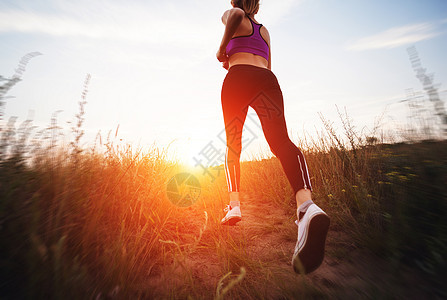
[{"x1": 222, "y1": 65, "x2": 280, "y2": 96}]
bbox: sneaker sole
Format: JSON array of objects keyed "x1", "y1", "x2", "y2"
[
  {"x1": 221, "y1": 216, "x2": 242, "y2": 226},
  {"x1": 293, "y1": 213, "x2": 330, "y2": 274}
]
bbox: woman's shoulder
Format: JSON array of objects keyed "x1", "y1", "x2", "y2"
[
  {"x1": 221, "y1": 8, "x2": 245, "y2": 25},
  {"x1": 260, "y1": 25, "x2": 270, "y2": 41}
]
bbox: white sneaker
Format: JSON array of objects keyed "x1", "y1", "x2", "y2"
[
  {"x1": 221, "y1": 201, "x2": 242, "y2": 226},
  {"x1": 292, "y1": 203, "x2": 330, "y2": 274}
]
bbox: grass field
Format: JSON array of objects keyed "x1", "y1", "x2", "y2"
[{"x1": 1, "y1": 73, "x2": 446, "y2": 299}]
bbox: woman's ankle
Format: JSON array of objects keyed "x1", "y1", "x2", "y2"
[
  {"x1": 229, "y1": 192, "x2": 240, "y2": 206},
  {"x1": 295, "y1": 188, "x2": 312, "y2": 207}
]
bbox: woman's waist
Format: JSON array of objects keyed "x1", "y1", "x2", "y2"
[{"x1": 228, "y1": 52, "x2": 268, "y2": 69}]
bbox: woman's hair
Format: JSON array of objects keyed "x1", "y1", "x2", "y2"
[{"x1": 233, "y1": 0, "x2": 260, "y2": 15}]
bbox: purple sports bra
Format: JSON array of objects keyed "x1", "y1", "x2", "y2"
[{"x1": 226, "y1": 16, "x2": 269, "y2": 61}]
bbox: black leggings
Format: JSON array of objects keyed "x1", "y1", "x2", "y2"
[{"x1": 221, "y1": 64, "x2": 312, "y2": 194}]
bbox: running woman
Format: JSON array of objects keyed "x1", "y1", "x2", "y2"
[{"x1": 216, "y1": 0, "x2": 330, "y2": 274}]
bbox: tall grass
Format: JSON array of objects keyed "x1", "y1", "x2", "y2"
[
  {"x1": 1, "y1": 56, "x2": 446, "y2": 298},
  {"x1": 1, "y1": 70, "x2": 189, "y2": 298}
]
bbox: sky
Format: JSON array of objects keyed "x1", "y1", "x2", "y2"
[{"x1": 1, "y1": 0, "x2": 446, "y2": 166}]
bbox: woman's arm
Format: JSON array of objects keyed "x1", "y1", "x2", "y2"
[
  {"x1": 268, "y1": 46, "x2": 271, "y2": 70},
  {"x1": 216, "y1": 8, "x2": 245, "y2": 62},
  {"x1": 264, "y1": 30, "x2": 272, "y2": 70}
]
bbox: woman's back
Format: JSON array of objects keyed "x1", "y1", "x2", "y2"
[
  {"x1": 219, "y1": 8, "x2": 271, "y2": 70},
  {"x1": 230, "y1": 15, "x2": 269, "y2": 44},
  {"x1": 226, "y1": 15, "x2": 270, "y2": 68}
]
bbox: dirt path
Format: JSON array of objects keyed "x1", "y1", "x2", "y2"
[{"x1": 152, "y1": 193, "x2": 430, "y2": 299}]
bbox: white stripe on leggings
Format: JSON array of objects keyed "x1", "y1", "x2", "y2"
[
  {"x1": 297, "y1": 154, "x2": 308, "y2": 190},
  {"x1": 302, "y1": 154, "x2": 312, "y2": 190},
  {"x1": 225, "y1": 147, "x2": 232, "y2": 192}
]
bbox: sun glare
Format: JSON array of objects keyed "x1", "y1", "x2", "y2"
[{"x1": 170, "y1": 138, "x2": 204, "y2": 169}]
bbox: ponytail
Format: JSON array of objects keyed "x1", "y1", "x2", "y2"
[{"x1": 233, "y1": 0, "x2": 260, "y2": 15}]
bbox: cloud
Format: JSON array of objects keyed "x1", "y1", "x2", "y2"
[
  {"x1": 0, "y1": 2, "x2": 220, "y2": 47},
  {"x1": 0, "y1": 1, "x2": 226, "y2": 72},
  {"x1": 0, "y1": 10, "x2": 108, "y2": 38},
  {"x1": 0, "y1": 0, "x2": 305, "y2": 45},
  {"x1": 347, "y1": 23, "x2": 441, "y2": 51}
]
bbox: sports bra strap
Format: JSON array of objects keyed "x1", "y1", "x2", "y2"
[{"x1": 225, "y1": 15, "x2": 269, "y2": 61}]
